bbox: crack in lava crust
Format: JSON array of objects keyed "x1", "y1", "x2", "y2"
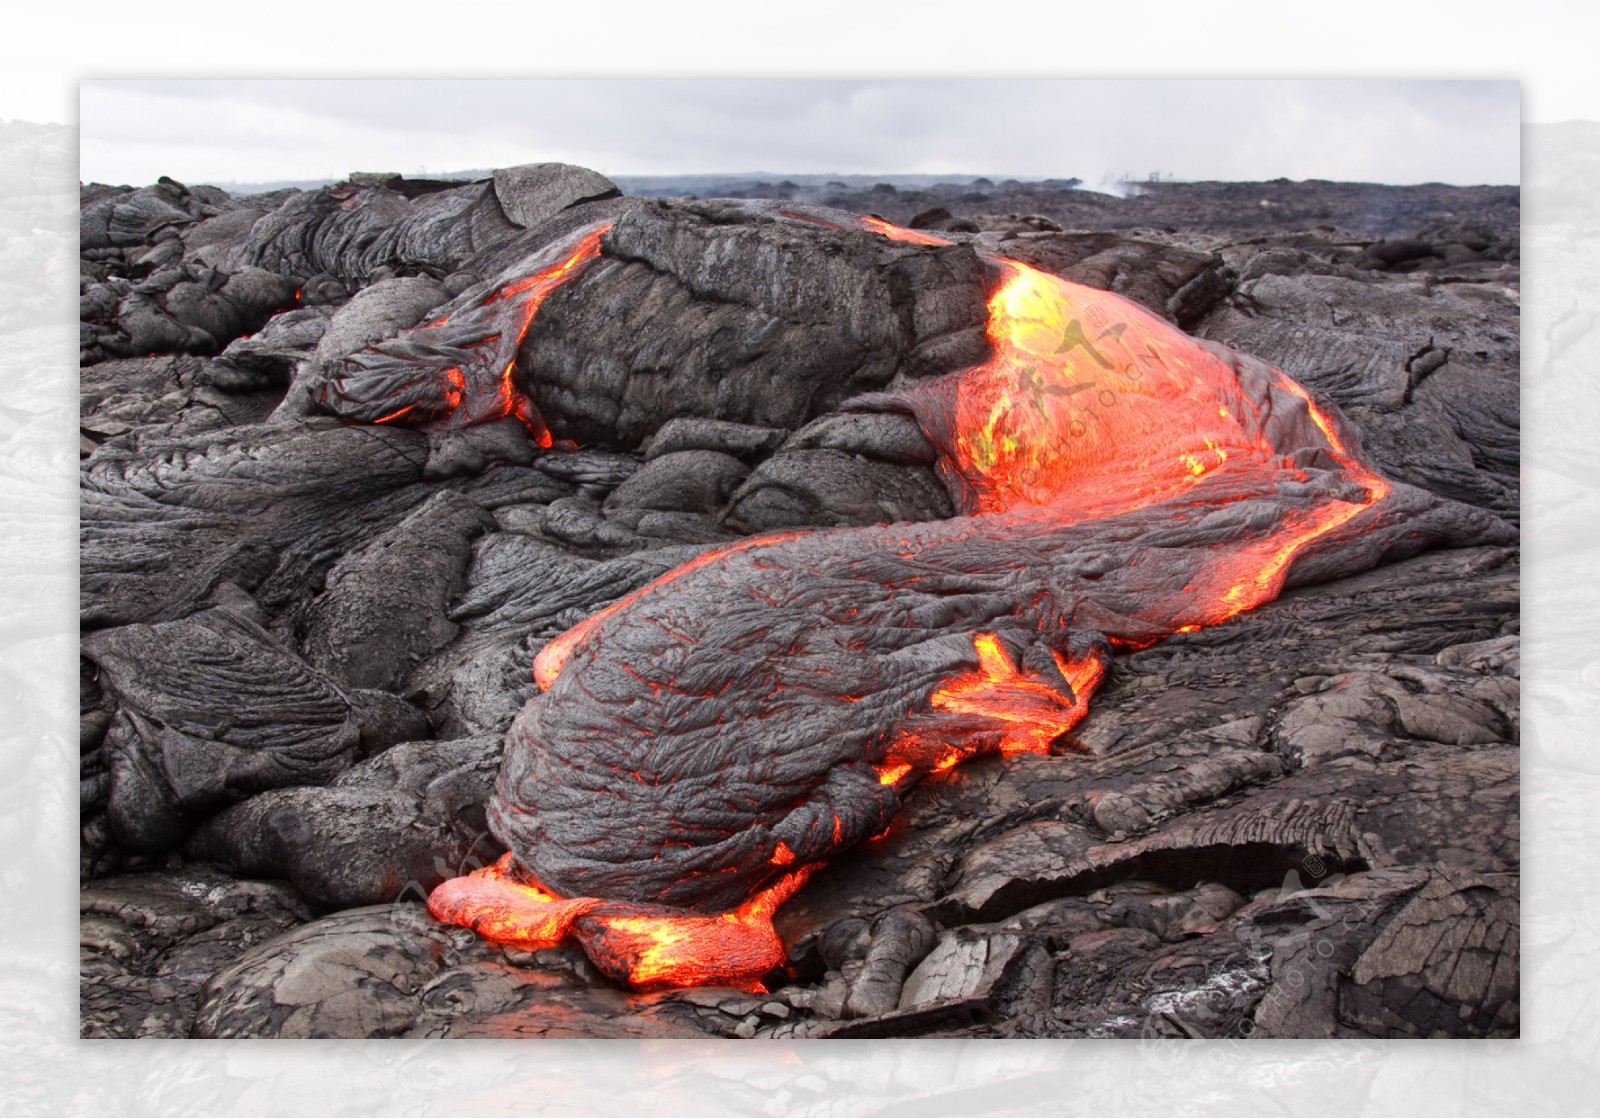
[
  {"x1": 425, "y1": 215, "x2": 1429, "y2": 991},
  {"x1": 319, "y1": 226, "x2": 610, "y2": 443}
]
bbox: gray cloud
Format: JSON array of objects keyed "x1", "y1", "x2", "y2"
[{"x1": 80, "y1": 79, "x2": 1520, "y2": 188}]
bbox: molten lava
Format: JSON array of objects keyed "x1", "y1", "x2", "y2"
[
  {"x1": 933, "y1": 250, "x2": 1390, "y2": 627},
  {"x1": 860, "y1": 215, "x2": 952, "y2": 246},
  {"x1": 318, "y1": 225, "x2": 609, "y2": 442},
  {"x1": 426, "y1": 212, "x2": 1403, "y2": 993},
  {"x1": 429, "y1": 853, "x2": 812, "y2": 991}
]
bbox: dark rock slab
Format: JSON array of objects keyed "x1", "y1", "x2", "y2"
[
  {"x1": 632, "y1": 511, "x2": 741, "y2": 546},
  {"x1": 1248, "y1": 866, "x2": 1517, "y2": 1038},
  {"x1": 311, "y1": 277, "x2": 450, "y2": 366},
  {"x1": 492, "y1": 163, "x2": 620, "y2": 228},
  {"x1": 186, "y1": 735, "x2": 503, "y2": 910},
  {"x1": 81, "y1": 421, "x2": 435, "y2": 629},
  {"x1": 80, "y1": 177, "x2": 210, "y2": 252},
  {"x1": 724, "y1": 448, "x2": 953, "y2": 531},
  {"x1": 534, "y1": 447, "x2": 641, "y2": 496},
  {"x1": 1196, "y1": 270, "x2": 1519, "y2": 518},
  {"x1": 345, "y1": 688, "x2": 433, "y2": 757},
  {"x1": 303, "y1": 490, "x2": 495, "y2": 692},
  {"x1": 1342, "y1": 870, "x2": 1518, "y2": 1036},
  {"x1": 191, "y1": 904, "x2": 718, "y2": 1039},
  {"x1": 83, "y1": 262, "x2": 298, "y2": 363},
  {"x1": 80, "y1": 868, "x2": 312, "y2": 1039},
  {"x1": 602, "y1": 449, "x2": 749, "y2": 515},
  {"x1": 444, "y1": 462, "x2": 576, "y2": 509},
  {"x1": 992, "y1": 231, "x2": 1233, "y2": 328},
  {"x1": 811, "y1": 996, "x2": 998, "y2": 1039},
  {"x1": 80, "y1": 355, "x2": 204, "y2": 441},
  {"x1": 81, "y1": 607, "x2": 363, "y2": 854},
  {"x1": 898, "y1": 928, "x2": 1029, "y2": 1010},
  {"x1": 407, "y1": 536, "x2": 708, "y2": 735},
  {"x1": 782, "y1": 410, "x2": 939, "y2": 465},
  {"x1": 521, "y1": 199, "x2": 992, "y2": 446},
  {"x1": 192, "y1": 904, "x2": 485, "y2": 1038},
  {"x1": 541, "y1": 495, "x2": 642, "y2": 552},
  {"x1": 841, "y1": 907, "x2": 937, "y2": 1018},
  {"x1": 222, "y1": 178, "x2": 520, "y2": 284},
  {"x1": 421, "y1": 420, "x2": 538, "y2": 481},
  {"x1": 642, "y1": 417, "x2": 787, "y2": 461},
  {"x1": 202, "y1": 305, "x2": 331, "y2": 395}
]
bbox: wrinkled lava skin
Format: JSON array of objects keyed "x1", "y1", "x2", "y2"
[
  {"x1": 406, "y1": 213, "x2": 1491, "y2": 990},
  {"x1": 319, "y1": 228, "x2": 607, "y2": 443}
]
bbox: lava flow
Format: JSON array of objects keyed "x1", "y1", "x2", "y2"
[
  {"x1": 427, "y1": 213, "x2": 1402, "y2": 992},
  {"x1": 318, "y1": 224, "x2": 609, "y2": 443}
]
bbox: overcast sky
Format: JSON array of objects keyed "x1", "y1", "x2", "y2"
[{"x1": 77, "y1": 79, "x2": 1520, "y2": 189}]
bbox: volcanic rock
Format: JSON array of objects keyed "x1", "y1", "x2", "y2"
[
  {"x1": 406, "y1": 535, "x2": 707, "y2": 735},
  {"x1": 1197, "y1": 269, "x2": 1520, "y2": 518},
  {"x1": 782, "y1": 410, "x2": 940, "y2": 464},
  {"x1": 82, "y1": 607, "x2": 362, "y2": 853},
  {"x1": 642, "y1": 417, "x2": 788, "y2": 462},
  {"x1": 80, "y1": 868, "x2": 311, "y2": 1039},
  {"x1": 841, "y1": 907, "x2": 938, "y2": 1018},
  {"x1": 991, "y1": 231, "x2": 1234, "y2": 327},
  {"x1": 492, "y1": 163, "x2": 621, "y2": 228},
  {"x1": 76, "y1": 162, "x2": 1520, "y2": 1041},
  {"x1": 310, "y1": 277, "x2": 448, "y2": 366},
  {"x1": 518, "y1": 200, "x2": 992, "y2": 446},
  {"x1": 80, "y1": 420, "x2": 439, "y2": 629},
  {"x1": 186, "y1": 735, "x2": 504, "y2": 909},
  {"x1": 302, "y1": 490, "x2": 495, "y2": 692},
  {"x1": 898, "y1": 928, "x2": 1029, "y2": 1010},
  {"x1": 203, "y1": 305, "x2": 331, "y2": 395},
  {"x1": 191, "y1": 904, "x2": 730, "y2": 1039},
  {"x1": 602, "y1": 449, "x2": 749, "y2": 516},
  {"x1": 724, "y1": 448, "x2": 954, "y2": 531}
]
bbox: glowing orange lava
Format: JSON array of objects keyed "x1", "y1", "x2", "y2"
[
  {"x1": 428, "y1": 855, "x2": 812, "y2": 992},
  {"x1": 873, "y1": 632, "x2": 1106, "y2": 777},
  {"x1": 916, "y1": 220, "x2": 1387, "y2": 639},
  {"x1": 426, "y1": 852, "x2": 599, "y2": 950},
  {"x1": 930, "y1": 633, "x2": 1103, "y2": 756},
  {"x1": 575, "y1": 868, "x2": 813, "y2": 992},
  {"x1": 860, "y1": 215, "x2": 953, "y2": 246},
  {"x1": 367, "y1": 226, "x2": 608, "y2": 438}
]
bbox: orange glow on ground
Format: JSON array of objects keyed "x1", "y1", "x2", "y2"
[
  {"x1": 576, "y1": 868, "x2": 813, "y2": 992},
  {"x1": 929, "y1": 633, "x2": 1103, "y2": 757},
  {"x1": 942, "y1": 259, "x2": 1281, "y2": 519},
  {"x1": 429, "y1": 856, "x2": 813, "y2": 992},
  {"x1": 874, "y1": 761, "x2": 914, "y2": 785},
  {"x1": 426, "y1": 853, "x2": 599, "y2": 949},
  {"x1": 875, "y1": 633, "x2": 1107, "y2": 777},
  {"x1": 861, "y1": 216, "x2": 953, "y2": 246}
]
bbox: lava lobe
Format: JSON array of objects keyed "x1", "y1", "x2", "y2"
[{"x1": 395, "y1": 214, "x2": 1482, "y2": 991}]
